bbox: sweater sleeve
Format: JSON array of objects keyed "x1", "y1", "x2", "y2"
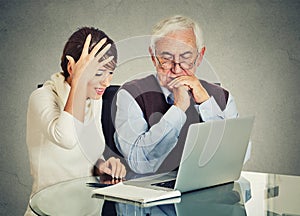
[{"x1": 28, "y1": 87, "x2": 84, "y2": 149}]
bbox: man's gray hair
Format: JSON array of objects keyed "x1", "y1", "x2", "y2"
[{"x1": 150, "y1": 15, "x2": 204, "y2": 51}]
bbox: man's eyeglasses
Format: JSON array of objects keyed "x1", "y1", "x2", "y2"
[{"x1": 155, "y1": 54, "x2": 198, "y2": 70}]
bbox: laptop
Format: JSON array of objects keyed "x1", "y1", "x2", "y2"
[{"x1": 123, "y1": 116, "x2": 254, "y2": 193}]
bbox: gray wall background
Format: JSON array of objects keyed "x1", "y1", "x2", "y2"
[{"x1": 1, "y1": 0, "x2": 299, "y2": 215}]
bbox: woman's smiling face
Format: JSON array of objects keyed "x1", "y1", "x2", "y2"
[{"x1": 86, "y1": 68, "x2": 114, "y2": 100}]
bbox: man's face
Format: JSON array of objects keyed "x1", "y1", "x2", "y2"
[{"x1": 151, "y1": 28, "x2": 201, "y2": 89}]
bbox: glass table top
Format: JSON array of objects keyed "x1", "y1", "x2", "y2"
[{"x1": 29, "y1": 171, "x2": 300, "y2": 216}]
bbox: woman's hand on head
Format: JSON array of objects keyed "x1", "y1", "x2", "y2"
[
  {"x1": 66, "y1": 34, "x2": 114, "y2": 86},
  {"x1": 96, "y1": 157, "x2": 126, "y2": 179}
]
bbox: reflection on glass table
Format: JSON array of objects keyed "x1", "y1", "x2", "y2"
[
  {"x1": 110, "y1": 179, "x2": 248, "y2": 216},
  {"x1": 29, "y1": 172, "x2": 300, "y2": 216}
]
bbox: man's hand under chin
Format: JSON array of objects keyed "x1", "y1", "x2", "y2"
[{"x1": 168, "y1": 75, "x2": 209, "y2": 104}]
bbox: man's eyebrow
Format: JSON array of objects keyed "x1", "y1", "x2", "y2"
[
  {"x1": 158, "y1": 51, "x2": 194, "y2": 56},
  {"x1": 179, "y1": 51, "x2": 193, "y2": 57},
  {"x1": 159, "y1": 51, "x2": 173, "y2": 56}
]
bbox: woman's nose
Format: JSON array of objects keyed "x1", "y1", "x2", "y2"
[
  {"x1": 100, "y1": 75, "x2": 111, "y2": 87},
  {"x1": 100, "y1": 79, "x2": 108, "y2": 87}
]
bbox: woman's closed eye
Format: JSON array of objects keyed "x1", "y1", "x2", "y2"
[{"x1": 95, "y1": 70, "x2": 114, "y2": 77}]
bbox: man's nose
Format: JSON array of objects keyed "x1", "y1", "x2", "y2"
[{"x1": 171, "y1": 62, "x2": 184, "y2": 74}]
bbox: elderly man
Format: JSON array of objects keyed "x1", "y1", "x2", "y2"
[{"x1": 114, "y1": 15, "x2": 245, "y2": 174}]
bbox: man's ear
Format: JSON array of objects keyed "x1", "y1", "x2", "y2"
[
  {"x1": 196, "y1": 46, "x2": 206, "y2": 67},
  {"x1": 149, "y1": 47, "x2": 156, "y2": 67}
]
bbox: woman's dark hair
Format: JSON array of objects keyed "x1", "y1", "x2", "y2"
[{"x1": 60, "y1": 27, "x2": 118, "y2": 79}]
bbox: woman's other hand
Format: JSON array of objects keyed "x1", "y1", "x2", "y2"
[{"x1": 96, "y1": 157, "x2": 126, "y2": 179}]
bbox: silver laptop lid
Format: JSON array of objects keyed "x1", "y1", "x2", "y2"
[{"x1": 175, "y1": 117, "x2": 254, "y2": 192}]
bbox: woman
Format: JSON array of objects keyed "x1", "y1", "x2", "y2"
[{"x1": 25, "y1": 27, "x2": 126, "y2": 215}]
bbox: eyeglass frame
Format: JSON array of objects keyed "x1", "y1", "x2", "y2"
[{"x1": 155, "y1": 51, "x2": 199, "y2": 70}]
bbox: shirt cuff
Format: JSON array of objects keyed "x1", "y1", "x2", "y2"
[{"x1": 197, "y1": 96, "x2": 225, "y2": 121}]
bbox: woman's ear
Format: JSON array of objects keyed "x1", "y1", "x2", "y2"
[
  {"x1": 66, "y1": 55, "x2": 74, "y2": 77},
  {"x1": 196, "y1": 46, "x2": 206, "y2": 67}
]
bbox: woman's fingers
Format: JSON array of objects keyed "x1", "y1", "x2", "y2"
[
  {"x1": 99, "y1": 162, "x2": 112, "y2": 176},
  {"x1": 105, "y1": 157, "x2": 126, "y2": 179},
  {"x1": 98, "y1": 55, "x2": 114, "y2": 67},
  {"x1": 98, "y1": 157, "x2": 127, "y2": 179},
  {"x1": 90, "y1": 37, "x2": 108, "y2": 57},
  {"x1": 108, "y1": 158, "x2": 118, "y2": 178},
  {"x1": 71, "y1": 35, "x2": 114, "y2": 80},
  {"x1": 91, "y1": 43, "x2": 113, "y2": 70},
  {"x1": 115, "y1": 161, "x2": 126, "y2": 179},
  {"x1": 120, "y1": 164, "x2": 126, "y2": 179},
  {"x1": 81, "y1": 35, "x2": 109, "y2": 62},
  {"x1": 82, "y1": 34, "x2": 92, "y2": 56},
  {"x1": 88, "y1": 55, "x2": 114, "y2": 74},
  {"x1": 114, "y1": 159, "x2": 122, "y2": 178}
]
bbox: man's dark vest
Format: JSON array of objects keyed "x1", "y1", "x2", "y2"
[{"x1": 121, "y1": 75, "x2": 229, "y2": 173}]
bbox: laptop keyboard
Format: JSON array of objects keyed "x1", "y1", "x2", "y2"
[{"x1": 152, "y1": 180, "x2": 176, "y2": 189}]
